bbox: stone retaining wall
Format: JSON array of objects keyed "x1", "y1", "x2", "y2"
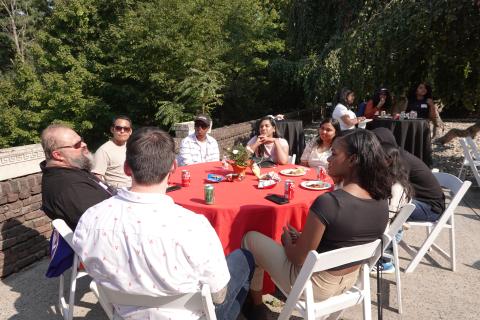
[
  {"x1": 0, "y1": 174, "x2": 50, "y2": 277},
  {"x1": 0, "y1": 108, "x2": 314, "y2": 278}
]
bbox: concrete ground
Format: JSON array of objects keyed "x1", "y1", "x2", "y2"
[{"x1": 1, "y1": 189, "x2": 479, "y2": 320}]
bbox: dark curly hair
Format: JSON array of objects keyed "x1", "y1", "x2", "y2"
[
  {"x1": 407, "y1": 82, "x2": 432, "y2": 106},
  {"x1": 341, "y1": 130, "x2": 392, "y2": 200},
  {"x1": 381, "y1": 143, "x2": 413, "y2": 201},
  {"x1": 372, "y1": 87, "x2": 392, "y2": 110}
]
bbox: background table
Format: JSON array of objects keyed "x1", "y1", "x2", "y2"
[
  {"x1": 367, "y1": 118, "x2": 432, "y2": 166},
  {"x1": 254, "y1": 119, "x2": 305, "y2": 163}
]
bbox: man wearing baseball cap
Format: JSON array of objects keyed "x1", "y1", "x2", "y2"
[{"x1": 178, "y1": 114, "x2": 220, "y2": 166}]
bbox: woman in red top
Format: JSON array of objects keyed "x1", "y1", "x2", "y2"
[{"x1": 364, "y1": 87, "x2": 392, "y2": 119}]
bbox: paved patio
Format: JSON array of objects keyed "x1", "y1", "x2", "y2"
[{"x1": 1, "y1": 188, "x2": 479, "y2": 320}]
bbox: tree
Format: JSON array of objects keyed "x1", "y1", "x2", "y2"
[{"x1": 283, "y1": 0, "x2": 480, "y2": 113}]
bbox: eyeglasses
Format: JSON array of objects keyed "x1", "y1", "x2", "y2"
[
  {"x1": 114, "y1": 125, "x2": 132, "y2": 133},
  {"x1": 56, "y1": 138, "x2": 84, "y2": 150}
]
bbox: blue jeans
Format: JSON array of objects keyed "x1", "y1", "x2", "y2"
[
  {"x1": 215, "y1": 249, "x2": 254, "y2": 320},
  {"x1": 408, "y1": 199, "x2": 441, "y2": 222}
]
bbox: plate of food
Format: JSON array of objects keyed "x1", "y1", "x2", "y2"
[
  {"x1": 300, "y1": 180, "x2": 331, "y2": 191},
  {"x1": 279, "y1": 167, "x2": 307, "y2": 177}
]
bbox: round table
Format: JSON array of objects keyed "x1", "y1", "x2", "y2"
[
  {"x1": 367, "y1": 118, "x2": 432, "y2": 166},
  {"x1": 168, "y1": 162, "x2": 333, "y2": 254},
  {"x1": 169, "y1": 162, "x2": 333, "y2": 292}
]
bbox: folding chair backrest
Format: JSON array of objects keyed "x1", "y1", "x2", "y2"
[
  {"x1": 278, "y1": 239, "x2": 382, "y2": 320},
  {"x1": 288, "y1": 154, "x2": 297, "y2": 164},
  {"x1": 94, "y1": 282, "x2": 217, "y2": 320},
  {"x1": 465, "y1": 137, "x2": 480, "y2": 160},
  {"x1": 52, "y1": 219, "x2": 75, "y2": 248},
  {"x1": 97, "y1": 283, "x2": 202, "y2": 309},
  {"x1": 433, "y1": 172, "x2": 469, "y2": 199},
  {"x1": 386, "y1": 203, "x2": 416, "y2": 243},
  {"x1": 309, "y1": 239, "x2": 381, "y2": 274}
]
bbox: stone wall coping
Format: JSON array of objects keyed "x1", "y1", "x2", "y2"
[{"x1": 0, "y1": 144, "x2": 45, "y2": 182}]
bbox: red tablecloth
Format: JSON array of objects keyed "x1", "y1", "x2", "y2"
[
  {"x1": 169, "y1": 162, "x2": 333, "y2": 250},
  {"x1": 169, "y1": 162, "x2": 333, "y2": 292}
]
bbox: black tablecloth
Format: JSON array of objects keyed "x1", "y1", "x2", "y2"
[
  {"x1": 252, "y1": 119, "x2": 305, "y2": 163},
  {"x1": 367, "y1": 118, "x2": 432, "y2": 166}
]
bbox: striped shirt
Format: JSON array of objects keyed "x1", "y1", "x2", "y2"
[{"x1": 178, "y1": 133, "x2": 220, "y2": 166}]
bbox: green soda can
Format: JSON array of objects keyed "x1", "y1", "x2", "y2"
[{"x1": 204, "y1": 184, "x2": 215, "y2": 205}]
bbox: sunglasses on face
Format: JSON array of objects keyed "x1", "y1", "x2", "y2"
[
  {"x1": 114, "y1": 125, "x2": 132, "y2": 133},
  {"x1": 56, "y1": 138, "x2": 84, "y2": 150}
]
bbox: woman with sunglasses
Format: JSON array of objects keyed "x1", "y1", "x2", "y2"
[
  {"x1": 92, "y1": 115, "x2": 133, "y2": 188},
  {"x1": 246, "y1": 116, "x2": 289, "y2": 165},
  {"x1": 242, "y1": 130, "x2": 391, "y2": 318}
]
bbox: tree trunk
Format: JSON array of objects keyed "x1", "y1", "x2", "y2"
[
  {"x1": 1, "y1": 0, "x2": 25, "y2": 63},
  {"x1": 436, "y1": 120, "x2": 480, "y2": 145}
]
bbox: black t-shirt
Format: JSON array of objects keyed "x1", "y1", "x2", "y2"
[
  {"x1": 372, "y1": 127, "x2": 445, "y2": 214},
  {"x1": 310, "y1": 189, "x2": 388, "y2": 270},
  {"x1": 41, "y1": 161, "x2": 113, "y2": 229},
  {"x1": 400, "y1": 150, "x2": 445, "y2": 214}
]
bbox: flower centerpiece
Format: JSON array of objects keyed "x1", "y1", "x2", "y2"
[{"x1": 225, "y1": 144, "x2": 253, "y2": 177}]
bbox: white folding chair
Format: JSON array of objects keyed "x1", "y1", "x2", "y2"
[
  {"x1": 458, "y1": 137, "x2": 480, "y2": 186},
  {"x1": 277, "y1": 238, "x2": 383, "y2": 320},
  {"x1": 288, "y1": 154, "x2": 297, "y2": 164},
  {"x1": 400, "y1": 172, "x2": 471, "y2": 273},
  {"x1": 90, "y1": 280, "x2": 217, "y2": 320},
  {"x1": 52, "y1": 219, "x2": 89, "y2": 320},
  {"x1": 381, "y1": 203, "x2": 416, "y2": 314}
]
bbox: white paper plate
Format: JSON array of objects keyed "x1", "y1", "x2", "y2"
[
  {"x1": 300, "y1": 180, "x2": 331, "y2": 191},
  {"x1": 280, "y1": 168, "x2": 307, "y2": 176},
  {"x1": 359, "y1": 119, "x2": 373, "y2": 123}
]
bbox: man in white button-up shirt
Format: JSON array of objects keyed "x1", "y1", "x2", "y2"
[
  {"x1": 178, "y1": 114, "x2": 220, "y2": 166},
  {"x1": 73, "y1": 127, "x2": 254, "y2": 320}
]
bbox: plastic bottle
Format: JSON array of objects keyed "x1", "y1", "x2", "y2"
[{"x1": 222, "y1": 155, "x2": 229, "y2": 170}]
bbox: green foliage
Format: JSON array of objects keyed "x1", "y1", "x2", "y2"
[
  {"x1": 286, "y1": 0, "x2": 480, "y2": 112},
  {"x1": 226, "y1": 144, "x2": 252, "y2": 167},
  {"x1": 0, "y1": 0, "x2": 287, "y2": 148},
  {"x1": 1, "y1": 0, "x2": 479, "y2": 148}
]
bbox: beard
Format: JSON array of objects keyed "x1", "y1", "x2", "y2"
[{"x1": 66, "y1": 151, "x2": 93, "y2": 171}]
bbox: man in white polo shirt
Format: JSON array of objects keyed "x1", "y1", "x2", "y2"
[
  {"x1": 73, "y1": 127, "x2": 254, "y2": 320},
  {"x1": 178, "y1": 114, "x2": 220, "y2": 166}
]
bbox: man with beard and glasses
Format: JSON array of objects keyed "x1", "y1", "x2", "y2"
[{"x1": 40, "y1": 124, "x2": 114, "y2": 229}]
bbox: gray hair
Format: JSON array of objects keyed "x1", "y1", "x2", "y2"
[{"x1": 40, "y1": 124, "x2": 73, "y2": 161}]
